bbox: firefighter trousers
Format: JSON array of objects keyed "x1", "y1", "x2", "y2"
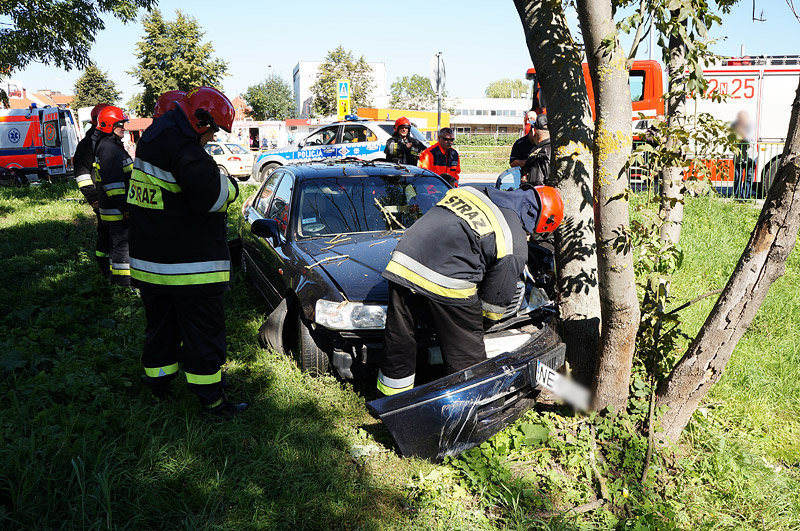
[
  {"x1": 379, "y1": 282, "x2": 485, "y2": 395},
  {"x1": 93, "y1": 209, "x2": 111, "y2": 277},
  {"x1": 140, "y1": 289, "x2": 227, "y2": 405},
  {"x1": 104, "y1": 220, "x2": 130, "y2": 286}
]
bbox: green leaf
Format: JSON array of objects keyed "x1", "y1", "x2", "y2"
[{"x1": 520, "y1": 423, "x2": 550, "y2": 446}]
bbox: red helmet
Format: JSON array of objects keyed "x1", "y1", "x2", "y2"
[
  {"x1": 175, "y1": 87, "x2": 235, "y2": 134},
  {"x1": 394, "y1": 116, "x2": 411, "y2": 132},
  {"x1": 97, "y1": 106, "x2": 129, "y2": 133},
  {"x1": 534, "y1": 186, "x2": 564, "y2": 234},
  {"x1": 90, "y1": 103, "x2": 110, "y2": 126},
  {"x1": 153, "y1": 90, "x2": 186, "y2": 118}
]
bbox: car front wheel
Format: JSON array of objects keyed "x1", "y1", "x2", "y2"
[{"x1": 295, "y1": 315, "x2": 330, "y2": 377}]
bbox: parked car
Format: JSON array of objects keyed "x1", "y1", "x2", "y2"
[
  {"x1": 239, "y1": 160, "x2": 566, "y2": 460},
  {"x1": 204, "y1": 141, "x2": 255, "y2": 180},
  {"x1": 249, "y1": 117, "x2": 428, "y2": 182}
]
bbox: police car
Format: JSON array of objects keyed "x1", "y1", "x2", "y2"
[{"x1": 250, "y1": 117, "x2": 428, "y2": 182}]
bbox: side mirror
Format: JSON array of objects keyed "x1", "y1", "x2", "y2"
[
  {"x1": 297, "y1": 139, "x2": 306, "y2": 149},
  {"x1": 251, "y1": 218, "x2": 283, "y2": 246}
]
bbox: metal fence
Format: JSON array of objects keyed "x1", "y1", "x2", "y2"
[{"x1": 457, "y1": 140, "x2": 786, "y2": 202}]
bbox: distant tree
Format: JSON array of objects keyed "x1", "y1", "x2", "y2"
[
  {"x1": 310, "y1": 45, "x2": 373, "y2": 117},
  {"x1": 128, "y1": 10, "x2": 229, "y2": 117},
  {"x1": 485, "y1": 78, "x2": 529, "y2": 98},
  {"x1": 243, "y1": 74, "x2": 295, "y2": 120},
  {"x1": 72, "y1": 64, "x2": 120, "y2": 109},
  {"x1": 0, "y1": 0, "x2": 155, "y2": 73},
  {"x1": 390, "y1": 74, "x2": 438, "y2": 110}
]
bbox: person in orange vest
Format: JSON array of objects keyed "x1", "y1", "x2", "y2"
[{"x1": 419, "y1": 127, "x2": 460, "y2": 186}]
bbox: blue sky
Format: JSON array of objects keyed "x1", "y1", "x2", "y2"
[{"x1": 8, "y1": 0, "x2": 799, "y2": 106}]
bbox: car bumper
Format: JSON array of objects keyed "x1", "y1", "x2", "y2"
[{"x1": 366, "y1": 317, "x2": 565, "y2": 461}]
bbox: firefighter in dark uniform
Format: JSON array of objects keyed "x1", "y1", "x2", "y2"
[
  {"x1": 378, "y1": 184, "x2": 564, "y2": 395},
  {"x1": 384, "y1": 117, "x2": 427, "y2": 165},
  {"x1": 93, "y1": 106, "x2": 133, "y2": 285},
  {"x1": 419, "y1": 127, "x2": 461, "y2": 185},
  {"x1": 129, "y1": 87, "x2": 246, "y2": 419},
  {"x1": 74, "y1": 103, "x2": 111, "y2": 276},
  {"x1": 152, "y1": 90, "x2": 186, "y2": 119}
]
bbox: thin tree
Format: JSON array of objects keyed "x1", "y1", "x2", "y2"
[
  {"x1": 390, "y1": 74, "x2": 438, "y2": 110},
  {"x1": 310, "y1": 46, "x2": 373, "y2": 117},
  {"x1": 513, "y1": 0, "x2": 601, "y2": 385},
  {"x1": 576, "y1": 0, "x2": 640, "y2": 412},
  {"x1": 243, "y1": 74, "x2": 295, "y2": 121}
]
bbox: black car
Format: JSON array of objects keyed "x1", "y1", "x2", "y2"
[{"x1": 239, "y1": 160, "x2": 565, "y2": 460}]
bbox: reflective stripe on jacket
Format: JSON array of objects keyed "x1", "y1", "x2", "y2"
[
  {"x1": 73, "y1": 127, "x2": 99, "y2": 203},
  {"x1": 382, "y1": 186, "x2": 527, "y2": 318},
  {"x1": 418, "y1": 143, "x2": 460, "y2": 181},
  {"x1": 128, "y1": 107, "x2": 239, "y2": 292},
  {"x1": 384, "y1": 134, "x2": 427, "y2": 165}
]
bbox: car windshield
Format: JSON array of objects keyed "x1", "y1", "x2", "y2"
[
  {"x1": 226, "y1": 143, "x2": 250, "y2": 154},
  {"x1": 378, "y1": 124, "x2": 428, "y2": 144},
  {"x1": 297, "y1": 174, "x2": 449, "y2": 238}
]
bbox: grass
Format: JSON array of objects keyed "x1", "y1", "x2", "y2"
[
  {"x1": 455, "y1": 144, "x2": 512, "y2": 174},
  {"x1": 1, "y1": 182, "x2": 798, "y2": 528}
]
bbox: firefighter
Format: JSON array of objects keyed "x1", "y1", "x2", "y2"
[
  {"x1": 128, "y1": 86, "x2": 246, "y2": 419},
  {"x1": 378, "y1": 184, "x2": 564, "y2": 395},
  {"x1": 419, "y1": 127, "x2": 461, "y2": 185},
  {"x1": 521, "y1": 114, "x2": 551, "y2": 186},
  {"x1": 153, "y1": 90, "x2": 186, "y2": 119},
  {"x1": 93, "y1": 105, "x2": 133, "y2": 286},
  {"x1": 384, "y1": 117, "x2": 427, "y2": 165},
  {"x1": 74, "y1": 103, "x2": 111, "y2": 276}
]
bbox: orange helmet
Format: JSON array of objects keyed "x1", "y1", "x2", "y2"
[
  {"x1": 534, "y1": 185, "x2": 564, "y2": 233},
  {"x1": 90, "y1": 103, "x2": 110, "y2": 125},
  {"x1": 153, "y1": 90, "x2": 186, "y2": 118},
  {"x1": 175, "y1": 87, "x2": 235, "y2": 134},
  {"x1": 97, "y1": 106, "x2": 129, "y2": 133},
  {"x1": 394, "y1": 116, "x2": 411, "y2": 132}
]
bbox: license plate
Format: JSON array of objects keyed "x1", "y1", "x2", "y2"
[{"x1": 533, "y1": 360, "x2": 591, "y2": 410}]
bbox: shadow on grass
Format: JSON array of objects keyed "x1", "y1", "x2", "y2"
[{"x1": 0, "y1": 212, "x2": 410, "y2": 529}]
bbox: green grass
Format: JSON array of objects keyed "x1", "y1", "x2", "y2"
[
  {"x1": 1, "y1": 183, "x2": 798, "y2": 529},
  {"x1": 456, "y1": 144, "x2": 512, "y2": 174}
]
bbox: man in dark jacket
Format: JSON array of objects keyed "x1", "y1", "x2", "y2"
[
  {"x1": 377, "y1": 185, "x2": 564, "y2": 395},
  {"x1": 510, "y1": 114, "x2": 551, "y2": 186},
  {"x1": 93, "y1": 105, "x2": 133, "y2": 286},
  {"x1": 384, "y1": 117, "x2": 427, "y2": 165},
  {"x1": 129, "y1": 87, "x2": 245, "y2": 419},
  {"x1": 74, "y1": 103, "x2": 110, "y2": 276}
]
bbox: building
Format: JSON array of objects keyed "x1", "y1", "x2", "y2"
[
  {"x1": 2, "y1": 80, "x2": 74, "y2": 110},
  {"x1": 449, "y1": 97, "x2": 529, "y2": 137},
  {"x1": 292, "y1": 60, "x2": 390, "y2": 118}
]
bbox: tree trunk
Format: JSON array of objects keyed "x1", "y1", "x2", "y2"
[
  {"x1": 656, "y1": 80, "x2": 800, "y2": 444},
  {"x1": 659, "y1": 18, "x2": 688, "y2": 247},
  {"x1": 577, "y1": 0, "x2": 641, "y2": 412},
  {"x1": 514, "y1": 0, "x2": 601, "y2": 385}
]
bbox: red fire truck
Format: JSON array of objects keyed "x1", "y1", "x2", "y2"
[{"x1": 0, "y1": 104, "x2": 80, "y2": 182}]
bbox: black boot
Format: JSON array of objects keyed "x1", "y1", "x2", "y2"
[{"x1": 202, "y1": 396, "x2": 248, "y2": 421}]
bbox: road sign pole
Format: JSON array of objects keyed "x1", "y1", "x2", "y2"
[{"x1": 436, "y1": 53, "x2": 442, "y2": 132}]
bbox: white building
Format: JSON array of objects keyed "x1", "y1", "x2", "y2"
[
  {"x1": 292, "y1": 60, "x2": 390, "y2": 118},
  {"x1": 450, "y1": 97, "x2": 530, "y2": 137}
]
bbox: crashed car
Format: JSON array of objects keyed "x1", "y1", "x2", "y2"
[{"x1": 239, "y1": 160, "x2": 565, "y2": 460}]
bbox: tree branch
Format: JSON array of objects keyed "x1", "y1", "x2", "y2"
[{"x1": 627, "y1": 0, "x2": 650, "y2": 61}]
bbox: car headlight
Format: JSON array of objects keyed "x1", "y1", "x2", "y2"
[{"x1": 315, "y1": 299, "x2": 387, "y2": 330}]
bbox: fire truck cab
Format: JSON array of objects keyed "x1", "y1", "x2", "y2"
[{"x1": 0, "y1": 104, "x2": 80, "y2": 183}]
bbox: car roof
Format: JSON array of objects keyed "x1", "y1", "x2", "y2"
[{"x1": 275, "y1": 160, "x2": 437, "y2": 181}]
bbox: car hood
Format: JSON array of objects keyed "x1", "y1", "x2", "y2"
[{"x1": 295, "y1": 232, "x2": 400, "y2": 302}]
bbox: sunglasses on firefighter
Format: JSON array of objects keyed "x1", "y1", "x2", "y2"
[{"x1": 440, "y1": 136, "x2": 455, "y2": 142}]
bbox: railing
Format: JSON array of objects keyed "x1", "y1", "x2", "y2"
[{"x1": 456, "y1": 140, "x2": 786, "y2": 201}]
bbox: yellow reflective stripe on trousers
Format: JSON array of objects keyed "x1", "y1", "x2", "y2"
[
  {"x1": 185, "y1": 369, "x2": 222, "y2": 385},
  {"x1": 481, "y1": 299, "x2": 506, "y2": 321},
  {"x1": 130, "y1": 258, "x2": 231, "y2": 286},
  {"x1": 377, "y1": 370, "x2": 415, "y2": 396},
  {"x1": 144, "y1": 363, "x2": 179, "y2": 378},
  {"x1": 132, "y1": 269, "x2": 229, "y2": 285},
  {"x1": 99, "y1": 208, "x2": 123, "y2": 221}
]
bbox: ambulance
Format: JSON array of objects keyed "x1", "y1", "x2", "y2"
[{"x1": 0, "y1": 104, "x2": 81, "y2": 182}]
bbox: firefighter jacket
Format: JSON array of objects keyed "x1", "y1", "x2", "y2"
[
  {"x1": 94, "y1": 131, "x2": 133, "y2": 223},
  {"x1": 382, "y1": 186, "x2": 531, "y2": 322},
  {"x1": 127, "y1": 108, "x2": 239, "y2": 293},
  {"x1": 73, "y1": 126, "x2": 99, "y2": 206},
  {"x1": 384, "y1": 133, "x2": 427, "y2": 165},
  {"x1": 419, "y1": 143, "x2": 461, "y2": 182}
]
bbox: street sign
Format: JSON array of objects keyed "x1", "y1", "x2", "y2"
[
  {"x1": 429, "y1": 53, "x2": 446, "y2": 95},
  {"x1": 336, "y1": 78, "x2": 351, "y2": 120}
]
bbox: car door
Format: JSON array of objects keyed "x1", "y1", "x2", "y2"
[
  {"x1": 340, "y1": 124, "x2": 381, "y2": 160},
  {"x1": 242, "y1": 170, "x2": 284, "y2": 307},
  {"x1": 297, "y1": 125, "x2": 341, "y2": 162},
  {"x1": 259, "y1": 172, "x2": 295, "y2": 297}
]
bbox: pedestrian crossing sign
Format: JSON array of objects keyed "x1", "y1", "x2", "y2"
[
  {"x1": 336, "y1": 79, "x2": 351, "y2": 120},
  {"x1": 337, "y1": 79, "x2": 350, "y2": 99}
]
